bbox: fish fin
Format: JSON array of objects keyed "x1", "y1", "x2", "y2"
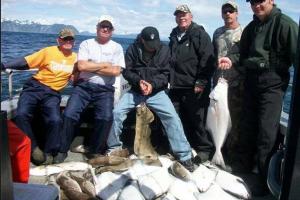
[{"x1": 211, "y1": 151, "x2": 226, "y2": 169}]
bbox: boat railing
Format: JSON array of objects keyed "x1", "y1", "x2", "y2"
[{"x1": 1, "y1": 68, "x2": 38, "y2": 99}]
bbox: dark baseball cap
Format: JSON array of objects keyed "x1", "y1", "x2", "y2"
[{"x1": 141, "y1": 26, "x2": 160, "y2": 50}]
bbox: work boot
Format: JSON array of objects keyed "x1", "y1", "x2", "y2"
[
  {"x1": 168, "y1": 161, "x2": 191, "y2": 181},
  {"x1": 85, "y1": 153, "x2": 104, "y2": 160},
  {"x1": 53, "y1": 152, "x2": 68, "y2": 164},
  {"x1": 42, "y1": 153, "x2": 54, "y2": 165},
  {"x1": 31, "y1": 147, "x2": 46, "y2": 165},
  {"x1": 179, "y1": 159, "x2": 196, "y2": 172}
]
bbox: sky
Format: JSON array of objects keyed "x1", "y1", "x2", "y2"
[{"x1": 1, "y1": 0, "x2": 299, "y2": 39}]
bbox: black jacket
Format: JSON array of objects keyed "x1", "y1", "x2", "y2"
[
  {"x1": 239, "y1": 6, "x2": 298, "y2": 74},
  {"x1": 123, "y1": 36, "x2": 170, "y2": 95},
  {"x1": 169, "y1": 22, "x2": 215, "y2": 90}
]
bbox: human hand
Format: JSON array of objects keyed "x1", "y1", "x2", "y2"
[
  {"x1": 140, "y1": 80, "x2": 152, "y2": 95},
  {"x1": 218, "y1": 57, "x2": 232, "y2": 70}
]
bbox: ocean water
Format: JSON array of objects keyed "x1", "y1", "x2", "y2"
[{"x1": 1, "y1": 31, "x2": 293, "y2": 113}]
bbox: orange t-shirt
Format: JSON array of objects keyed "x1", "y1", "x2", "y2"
[{"x1": 25, "y1": 46, "x2": 77, "y2": 91}]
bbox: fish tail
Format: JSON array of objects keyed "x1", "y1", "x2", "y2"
[{"x1": 211, "y1": 151, "x2": 226, "y2": 169}]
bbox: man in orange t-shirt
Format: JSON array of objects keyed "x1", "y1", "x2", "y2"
[{"x1": 1, "y1": 28, "x2": 77, "y2": 165}]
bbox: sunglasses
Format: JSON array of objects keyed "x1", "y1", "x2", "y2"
[
  {"x1": 61, "y1": 36, "x2": 74, "y2": 42},
  {"x1": 249, "y1": 0, "x2": 266, "y2": 5},
  {"x1": 99, "y1": 25, "x2": 113, "y2": 31},
  {"x1": 222, "y1": 8, "x2": 236, "y2": 14}
]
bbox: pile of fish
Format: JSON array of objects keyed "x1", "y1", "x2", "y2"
[{"x1": 30, "y1": 155, "x2": 251, "y2": 200}]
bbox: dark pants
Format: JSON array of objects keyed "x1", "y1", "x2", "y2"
[
  {"x1": 169, "y1": 88, "x2": 214, "y2": 155},
  {"x1": 236, "y1": 70, "x2": 289, "y2": 179},
  {"x1": 15, "y1": 78, "x2": 62, "y2": 154},
  {"x1": 60, "y1": 81, "x2": 114, "y2": 154}
]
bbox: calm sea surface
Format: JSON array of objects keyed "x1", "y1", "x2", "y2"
[{"x1": 1, "y1": 31, "x2": 293, "y2": 113}]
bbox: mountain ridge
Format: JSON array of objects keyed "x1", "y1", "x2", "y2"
[{"x1": 1, "y1": 19, "x2": 137, "y2": 38}]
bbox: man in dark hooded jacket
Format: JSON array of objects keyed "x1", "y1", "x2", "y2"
[
  {"x1": 106, "y1": 26, "x2": 194, "y2": 171},
  {"x1": 169, "y1": 4, "x2": 215, "y2": 163}
]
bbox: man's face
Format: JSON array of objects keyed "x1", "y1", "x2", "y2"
[
  {"x1": 57, "y1": 36, "x2": 75, "y2": 51},
  {"x1": 250, "y1": 0, "x2": 274, "y2": 21},
  {"x1": 97, "y1": 22, "x2": 114, "y2": 42},
  {"x1": 222, "y1": 6, "x2": 238, "y2": 25},
  {"x1": 175, "y1": 12, "x2": 193, "y2": 31}
]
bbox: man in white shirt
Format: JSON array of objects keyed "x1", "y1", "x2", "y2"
[{"x1": 57, "y1": 15, "x2": 125, "y2": 163}]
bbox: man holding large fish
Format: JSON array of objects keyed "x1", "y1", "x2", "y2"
[
  {"x1": 209, "y1": 0, "x2": 244, "y2": 168},
  {"x1": 218, "y1": 0, "x2": 298, "y2": 196}
]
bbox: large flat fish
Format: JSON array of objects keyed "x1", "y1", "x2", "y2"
[
  {"x1": 191, "y1": 164, "x2": 217, "y2": 192},
  {"x1": 206, "y1": 77, "x2": 231, "y2": 169},
  {"x1": 30, "y1": 161, "x2": 92, "y2": 176},
  {"x1": 70, "y1": 172, "x2": 96, "y2": 197},
  {"x1": 134, "y1": 104, "x2": 158, "y2": 159},
  {"x1": 215, "y1": 169, "x2": 251, "y2": 199},
  {"x1": 95, "y1": 171, "x2": 129, "y2": 200}
]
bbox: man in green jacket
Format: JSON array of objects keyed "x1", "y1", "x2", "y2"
[{"x1": 219, "y1": 0, "x2": 298, "y2": 196}]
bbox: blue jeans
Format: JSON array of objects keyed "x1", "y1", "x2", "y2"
[
  {"x1": 107, "y1": 90, "x2": 192, "y2": 161},
  {"x1": 15, "y1": 78, "x2": 62, "y2": 154},
  {"x1": 61, "y1": 81, "x2": 114, "y2": 153}
]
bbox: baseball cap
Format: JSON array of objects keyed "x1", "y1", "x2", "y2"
[
  {"x1": 173, "y1": 4, "x2": 191, "y2": 16},
  {"x1": 98, "y1": 15, "x2": 115, "y2": 28},
  {"x1": 141, "y1": 26, "x2": 160, "y2": 50},
  {"x1": 59, "y1": 28, "x2": 75, "y2": 39},
  {"x1": 222, "y1": 1, "x2": 238, "y2": 11}
]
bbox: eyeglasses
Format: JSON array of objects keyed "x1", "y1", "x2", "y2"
[
  {"x1": 222, "y1": 8, "x2": 236, "y2": 14},
  {"x1": 99, "y1": 25, "x2": 113, "y2": 31},
  {"x1": 249, "y1": 0, "x2": 266, "y2": 5},
  {"x1": 61, "y1": 37, "x2": 75, "y2": 42}
]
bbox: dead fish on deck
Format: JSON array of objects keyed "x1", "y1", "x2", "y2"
[
  {"x1": 215, "y1": 169, "x2": 251, "y2": 199},
  {"x1": 56, "y1": 171, "x2": 82, "y2": 195},
  {"x1": 197, "y1": 183, "x2": 239, "y2": 200},
  {"x1": 70, "y1": 172, "x2": 96, "y2": 197},
  {"x1": 95, "y1": 157, "x2": 162, "y2": 174},
  {"x1": 118, "y1": 181, "x2": 145, "y2": 200},
  {"x1": 191, "y1": 164, "x2": 217, "y2": 192},
  {"x1": 137, "y1": 168, "x2": 171, "y2": 199},
  {"x1": 56, "y1": 172, "x2": 98, "y2": 200},
  {"x1": 168, "y1": 177, "x2": 201, "y2": 200},
  {"x1": 95, "y1": 171, "x2": 129, "y2": 200},
  {"x1": 30, "y1": 161, "x2": 92, "y2": 176},
  {"x1": 206, "y1": 77, "x2": 231, "y2": 169},
  {"x1": 88, "y1": 155, "x2": 126, "y2": 168}
]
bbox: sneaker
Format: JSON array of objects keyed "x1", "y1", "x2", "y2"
[
  {"x1": 31, "y1": 147, "x2": 46, "y2": 165},
  {"x1": 179, "y1": 159, "x2": 196, "y2": 172},
  {"x1": 106, "y1": 148, "x2": 129, "y2": 158},
  {"x1": 53, "y1": 152, "x2": 68, "y2": 164}
]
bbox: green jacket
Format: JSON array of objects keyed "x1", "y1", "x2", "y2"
[{"x1": 239, "y1": 6, "x2": 298, "y2": 73}]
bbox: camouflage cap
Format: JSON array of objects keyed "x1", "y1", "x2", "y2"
[
  {"x1": 222, "y1": 1, "x2": 238, "y2": 11},
  {"x1": 174, "y1": 4, "x2": 191, "y2": 16},
  {"x1": 59, "y1": 28, "x2": 75, "y2": 39}
]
